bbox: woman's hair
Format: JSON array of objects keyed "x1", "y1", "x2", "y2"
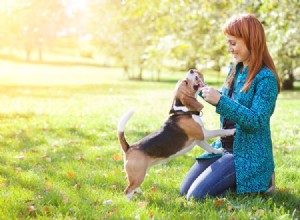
[{"x1": 223, "y1": 14, "x2": 280, "y2": 93}]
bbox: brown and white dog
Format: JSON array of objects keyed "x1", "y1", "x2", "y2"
[{"x1": 117, "y1": 69, "x2": 235, "y2": 200}]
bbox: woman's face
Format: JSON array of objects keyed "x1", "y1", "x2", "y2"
[{"x1": 226, "y1": 34, "x2": 250, "y2": 66}]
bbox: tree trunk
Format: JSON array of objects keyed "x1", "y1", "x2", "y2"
[
  {"x1": 282, "y1": 70, "x2": 294, "y2": 90},
  {"x1": 138, "y1": 67, "x2": 143, "y2": 80}
]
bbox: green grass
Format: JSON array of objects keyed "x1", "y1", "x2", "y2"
[{"x1": 0, "y1": 61, "x2": 299, "y2": 219}]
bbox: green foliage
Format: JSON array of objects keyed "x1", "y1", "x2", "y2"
[
  {"x1": 0, "y1": 63, "x2": 299, "y2": 219},
  {"x1": 1, "y1": 0, "x2": 299, "y2": 86},
  {"x1": 258, "y1": 1, "x2": 300, "y2": 89},
  {"x1": 89, "y1": 0, "x2": 300, "y2": 86}
]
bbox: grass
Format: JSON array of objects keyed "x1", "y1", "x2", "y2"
[{"x1": 0, "y1": 61, "x2": 299, "y2": 219}]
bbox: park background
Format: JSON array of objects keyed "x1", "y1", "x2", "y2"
[{"x1": 0, "y1": 0, "x2": 299, "y2": 219}]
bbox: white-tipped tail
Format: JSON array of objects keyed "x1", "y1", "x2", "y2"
[
  {"x1": 118, "y1": 109, "x2": 135, "y2": 132},
  {"x1": 118, "y1": 110, "x2": 135, "y2": 153}
]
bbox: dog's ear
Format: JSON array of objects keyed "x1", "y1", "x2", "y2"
[
  {"x1": 175, "y1": 80, "x2": 204, "y2": 111},
  {"x1": 180, "y1": 96, "x2": 204, "y2": 112},
  {"x1": 175, "y1": 80, "x2": 194, "y2": 99},
  {"x1": 175, "y1": 79, "x2": 188, "y2": 88},
  {"x1": 173, "y1": 79, "x2": 204, "y2": 112}
]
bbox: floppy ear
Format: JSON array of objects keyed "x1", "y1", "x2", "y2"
[
  {"x1": 175, "y1": 80, "x2": 204, "y2": 112},
  {"x1": 175, "y1": 79, "x2": 193, "y2": 97},
  {"x1": 180, "y1": 94, "x2": 204, "y2": 112}
]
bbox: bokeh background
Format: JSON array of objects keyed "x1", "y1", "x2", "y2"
[{"x1": 0, "y1": 0, "x2": 299, "y2": 88}]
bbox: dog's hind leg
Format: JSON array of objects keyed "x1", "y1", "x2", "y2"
[
  {"x1": 124, "y1": 153, "x2": 148, "y2": 200},
  {"x1": 125, "y1": 188, "x2": 142, "y2": 200},
  {"x1": 124, "y1": 178, "x2": 145, "y2": 200},
  {"x1": 135, "y1": 187, "x2": 143, "y2": 194},
  {"x1": 125, "y1": 189, "x2": 135, "y2": 200}
]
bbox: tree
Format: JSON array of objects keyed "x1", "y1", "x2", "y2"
[
  {"x1": 0, "y1": 0, "x2": 68, "y2": 61},
  {"x1": 88, "y1": 0, "x2": 299, "y2": 86},
  {"x1": 258, "y1": 0, "x2": 300, "y2": 89}
]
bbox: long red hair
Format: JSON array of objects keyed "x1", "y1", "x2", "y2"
[{"x1": 223, "y1": 14, "x2": 280, "y2": 93}]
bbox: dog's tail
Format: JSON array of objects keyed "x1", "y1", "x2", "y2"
[{"x1": 117, "y1": 109, "x2": 135, "y2": 152}]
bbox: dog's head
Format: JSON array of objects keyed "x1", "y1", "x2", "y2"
[
  {"x1": 170, "y1": 69, "x2": 205, "y2": 114},
  {"x1": 185, "y1": 69, "x2": 205, "y2": 93}
]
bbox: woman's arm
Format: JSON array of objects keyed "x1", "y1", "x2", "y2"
[{"x1": 216, "y1": 75, "x2": 278, "y2": 132}]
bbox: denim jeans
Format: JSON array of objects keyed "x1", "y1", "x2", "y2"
[{"x1": 180, "y1": 153, "x2": 236, "y2": 200}]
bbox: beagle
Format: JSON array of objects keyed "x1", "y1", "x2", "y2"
[{"x1": 117, "y1": 69, "x2": 235, "y2": 200}]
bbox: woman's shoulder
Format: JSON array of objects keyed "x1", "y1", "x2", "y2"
[
  {"x1": 252, "y1": 67, "x2": 278, "y2": 86},
  {"x1": 256, "y1": 67, "x2": 276, "y2": 79},
  {"x1": 253, "y1": 67, "x2": 279, "y2": 93}
]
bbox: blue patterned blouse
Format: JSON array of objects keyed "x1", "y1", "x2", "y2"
[{"x1": 197, "y1": 63, "x2": 279, "y2": 194}]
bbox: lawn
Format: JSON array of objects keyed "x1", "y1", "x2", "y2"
[{"x1": 0, "y1": 61, "x2": 299, "y2": 219}]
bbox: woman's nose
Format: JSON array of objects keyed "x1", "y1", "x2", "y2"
[{"x1": 227, "y1": 45, "x2": 233, "y2": 52}]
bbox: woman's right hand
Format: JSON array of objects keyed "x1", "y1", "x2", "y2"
[{"x1": 200, "y1": 86, "x2": 221, "y2": 105}]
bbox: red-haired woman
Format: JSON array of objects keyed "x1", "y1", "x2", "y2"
[{"x1": 180, "y1": 14, "x2": 280, "y2": 200}]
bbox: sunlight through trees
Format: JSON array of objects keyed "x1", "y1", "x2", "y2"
[{"x1": 0, "y1": 0, "x2": 299, "y2": 88}]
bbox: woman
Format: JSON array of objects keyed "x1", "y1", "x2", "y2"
[{"x1": 180, "y1": 13, "x2": 280, "y2": 200}]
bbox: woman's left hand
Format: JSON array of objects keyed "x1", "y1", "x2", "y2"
[{"x1": 200, "y1": 86, "x2": 221, "y2": 105}]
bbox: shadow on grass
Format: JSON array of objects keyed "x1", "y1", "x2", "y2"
[{"x1": 140, "y1": 181, "x2": 300, "y2": 219}]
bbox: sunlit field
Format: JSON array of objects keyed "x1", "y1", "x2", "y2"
[{"x1": 0, "y1": 61, "x2": 299, "y2": 219}]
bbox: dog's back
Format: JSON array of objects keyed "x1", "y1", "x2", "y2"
[
  {"x1": 118, "y1": 110, "x2": 193, "y2": 158},
  {"x1": 134, "y1": 115, "x2": 190, "y2": 158}
]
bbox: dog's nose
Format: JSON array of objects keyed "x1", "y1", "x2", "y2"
[{"x1": 189, "y1": 69, "x2": 194, "y2": 74}]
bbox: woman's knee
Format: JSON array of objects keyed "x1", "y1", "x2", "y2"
[
  {"x1": 186, "y1": 188, "x2": 207, "y2": 200},
  {"x1": 180, "y1": 157, "x2": 222, "y2": 198},
  {"x1": 185, "y1": 154, "x2": 235, "y2": 200},
  {"x1": 180, "y1": 175, "x2": 195, "y2": 196},
  {"x1": 180, "y1": 181, "x2": 189, "y2": 196}
]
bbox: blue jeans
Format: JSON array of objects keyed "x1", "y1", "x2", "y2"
[{"x1": 180, "y1": 153, "x2": 236, "y2": 200}]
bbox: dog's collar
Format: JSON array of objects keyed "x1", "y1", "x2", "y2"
[{"x1": 169, "y1": 109, "x2": 202, "y2": 117}]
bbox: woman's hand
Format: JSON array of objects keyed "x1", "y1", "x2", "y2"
[{"x1": 200, "y1": 86, "x2": 221, "y2": 105}]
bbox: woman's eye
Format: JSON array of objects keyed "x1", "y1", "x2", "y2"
[{"x1": 227, "y1": 42, "x2": 236, "y2": 46}]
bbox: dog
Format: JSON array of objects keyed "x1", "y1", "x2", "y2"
[{"x1": 117, "y1": 69, "x2": 236, "y2": 200}]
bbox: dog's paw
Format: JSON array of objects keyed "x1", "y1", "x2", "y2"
[
  {"x1": 221, "y1": 128, "x2": 236, "y2": 137},
  {"x1": 212, "y1": 148, "x2": 224, "y2": 154},
  {"x1": 135, "y1": 188, "x2": 143, "y2": 194}
]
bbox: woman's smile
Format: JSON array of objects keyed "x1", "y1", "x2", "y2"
[{"x1": 226, "y1": 34, "x2": 250, "y2": 66}]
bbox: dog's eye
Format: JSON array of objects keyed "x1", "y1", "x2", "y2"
[{"x1": 195, "y1": 76, "x2": 198, "y2": 80}]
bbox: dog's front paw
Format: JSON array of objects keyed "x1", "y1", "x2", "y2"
[
  {"x1": 212, "y1": 148, "x2": 224, "y2": 154},
  {"x1": 221, "y1": 128, "x2": 236, "y2": 137}
]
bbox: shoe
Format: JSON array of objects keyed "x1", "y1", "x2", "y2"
[{"x1": 265, "y1": 173, "x2": 275, "y2": 194}]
